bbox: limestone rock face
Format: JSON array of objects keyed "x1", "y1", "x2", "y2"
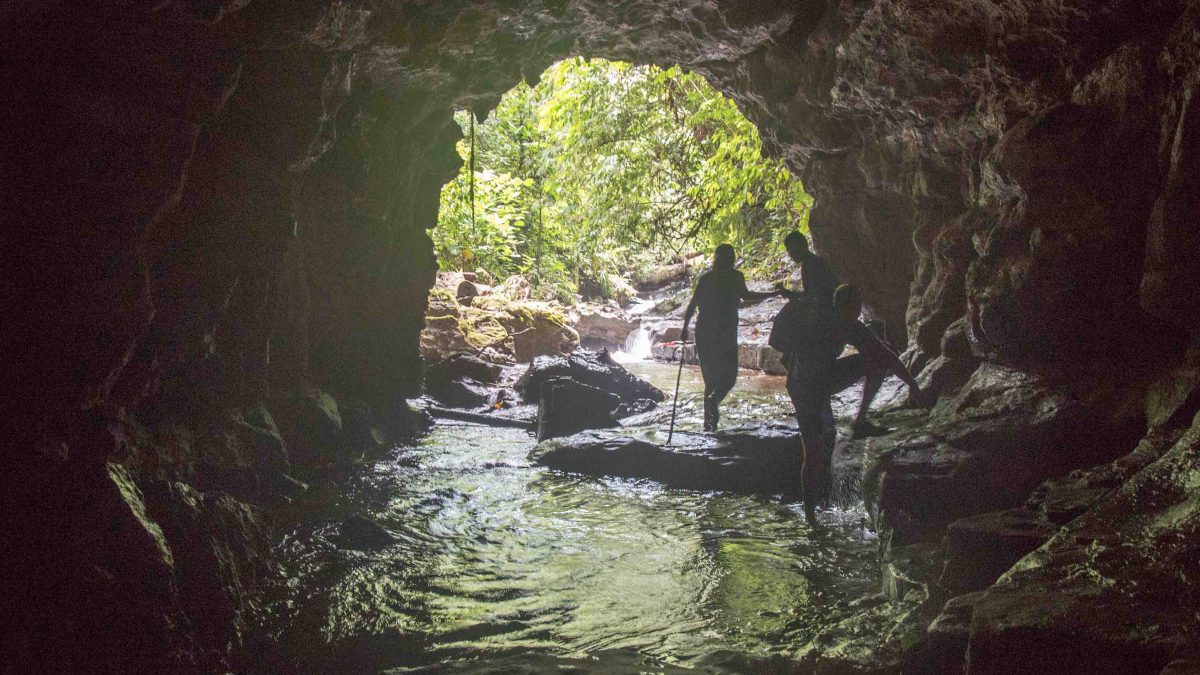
[
  {"x1": 863, "y1": 363, "x2": 1145, "y2": 546},
  {"x1": 966, "y1": 414, "x2": 1200, "y2": 674}
]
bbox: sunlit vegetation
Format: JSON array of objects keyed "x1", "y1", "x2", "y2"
[{"x1": 435, "y1": 57, "x2": 811, "y2": 303}]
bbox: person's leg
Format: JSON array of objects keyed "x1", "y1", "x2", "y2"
[
  {"x1": 788, "y1": 373, "x2": 829, "y2": 526},
  {"x1": 705, "y1": 346, "x2": 738, "y2": 432},
  {"x1": 850, "y1": 353, "x2": 889, "y2": 435},
  {"x1": 827, "y1": 354, "x2": 889, "y2": 437}
]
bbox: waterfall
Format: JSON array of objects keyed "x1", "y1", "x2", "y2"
[{"x1": 613, "y1": 323, "x2": 653, "y2": 363}]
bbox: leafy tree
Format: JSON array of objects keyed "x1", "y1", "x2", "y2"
[{"x1": 433, "y1": 57, "x2": 811, "y2": 301}]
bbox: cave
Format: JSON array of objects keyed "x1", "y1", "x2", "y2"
[{"x1": 4, "y1": 2, "x2": 1199, "y2": 673}]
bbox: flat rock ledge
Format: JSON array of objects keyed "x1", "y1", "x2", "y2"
[{"x1": 529, "y1": 423, "x2": 864, "y2": 499}]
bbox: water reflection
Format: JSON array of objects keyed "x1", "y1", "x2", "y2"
[{"x1": 256, "y1": 362, "x2": 876, "y2": 673}]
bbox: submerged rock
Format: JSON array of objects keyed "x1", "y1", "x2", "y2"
[
  {"x1": 532, "y1": 423, "x2": 845, "y2": 496},
  {"x1": 517, "y1": 350, "x2": 664, "y2": 407},
  {"x1": 535, "y1": 377, "x2": 621, "y2": 441},
  {"x1": 334, "y1": 515, "x2": 396, "y2": 551}
]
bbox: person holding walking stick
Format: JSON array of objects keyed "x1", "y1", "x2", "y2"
[{"x1": 681, "y1": 244, "x2": 784, "y2": 432}]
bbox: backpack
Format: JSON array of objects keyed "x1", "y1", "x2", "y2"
[{"x1": 768, "y1": 293, "x2": 842, "y2": 358}]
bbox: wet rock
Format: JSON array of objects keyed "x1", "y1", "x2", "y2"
[
  {"x1": 339, "y1": 401, "x2": 385, "y2": 451},
  {"x1": 532, "y1": 423, "x2": 818, "y2": 495},
  {"x1": 915, "y1": 354, "x2": 979, "y2": 401},
  {"x1": 428, "y1": 376, "x2": 494, "y2": 409},
  {"x1": 882, "y1": 542, "x2": 943, "y2": 601},
  {"x1": 517, "y1": 350, "x2": 664, "y2": 406},
  {"x1": 651, "y1": 339, "x2": 695, "y2": 364},
  {"x1": 427, "y1": 353, "x2": 503, "y2": 387},
  {"x1": 142, "y1": 480, "x2": 268, "y2": 651},
  {"x1": 1026, "y1": 428, "x2": 1181, "y2": 526},
  {"x1": 864, "y1": 363, "x2": 1145, "y2": 547},
  {"x1": 915, "y1": 592, "x2": 985, "y2": 674},
  {"x1": 938, "y1": 508, "x2": 1055, "y2": 596},
  {"x1": 272, "y1": 388, "x2": 343, "y2": 467},
  {"x1": 425, "y1": 353, "x2": 504, "y2": 408},
  {"x1": 536, "y1": 377, "x2": 621, "y2": 441},
  {"x1": 334, "y1": 515, "x2": 396, "y2": 551},
  {"x1": 1146, "y1": 340, "x2": 1200, "y2": 432},
  {"x1": 966, "y1": 416, "x2": 1200, "y2": 674}
]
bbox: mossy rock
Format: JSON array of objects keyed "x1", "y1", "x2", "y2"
[{"x1": 426, "y1": 287, "x2": 461, "y2": 318}]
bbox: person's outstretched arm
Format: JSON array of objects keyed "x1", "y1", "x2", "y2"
[{"x1": 738, "y1": 273, "x2": 783, "y2": 303}]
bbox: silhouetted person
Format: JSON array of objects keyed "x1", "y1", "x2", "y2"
[
  {"x1": 682, "y1": 244, "x2": 782, "y2": 432},
  {"x1": 779, "y1": 230, "x2": 893, "y2": 438},
  {"x1": 784, "y1": 284, "x2": 922, "y2": 525},
  {"x1": 784, "y1": 230, "x2": 838, "y2": 305}
]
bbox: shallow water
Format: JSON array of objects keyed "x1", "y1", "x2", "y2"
[{"x1": 256, "y1": 362, "x2": 878, "y2": 673}]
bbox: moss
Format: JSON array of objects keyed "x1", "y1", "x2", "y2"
[
  {"x1": 458, "y1": 315, "x2": 509, "y2": 348},
  {"x1": 426, "y1": 287, "x2": 461, "y2": 319}
]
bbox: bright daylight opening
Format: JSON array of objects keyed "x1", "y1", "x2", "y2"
[{"x1": 423, "y1": 57, "x2": 811, "y2": 368}]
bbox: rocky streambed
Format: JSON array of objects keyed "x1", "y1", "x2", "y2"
[
  {"x1": 249, "y1": 356, "x2": 884, "y2": 673},
  {"x1": 253, "y1": 343, "x2": 1200, "y2": 674}
]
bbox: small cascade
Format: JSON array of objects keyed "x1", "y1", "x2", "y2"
[{"x1": 613, "y1": 322, "x2": 653, "y2": 363}]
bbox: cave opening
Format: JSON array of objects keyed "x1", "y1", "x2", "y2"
[
  {"x1": 7, "y1": 2, "x2": 1200, "y2": 673},
  {"x1": 423, "y1": 55, "x2": 816, "y2": 366}
]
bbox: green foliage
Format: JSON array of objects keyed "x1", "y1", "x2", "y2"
[{"x1": 433, "y1": 57, "x2": 811, "y2": 300}]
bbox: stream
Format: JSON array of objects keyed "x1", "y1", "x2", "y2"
[{"x1": 253, "y1": 360, "x2": 879, "y2": 673}]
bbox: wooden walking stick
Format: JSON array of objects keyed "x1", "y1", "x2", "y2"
[{"x1": 666, "y1": 341, "x2": 690, "y2": 445}]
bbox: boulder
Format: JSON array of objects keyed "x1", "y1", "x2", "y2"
[
  {"x1": 536, "y1": 377, "x2": 622, "y2": 441},
  {"x1": 915, "y1": 354, "x2": 979, "y2": 401},
  {"x1": 938, "y1": 508, "x2": 1056, "y2": 595},
  {"x1": 882, "y1": 542, "x2": 943, "y2": 601},
  {"x1": 426, "y1": 353, "x2": 502, "y2": 389},
  {"x1": 427, "y1": 376, "x2": 494, "y2": 409},
  {"x1": 333, "y1": 515, "x2": 396, "y2": 551},
  {"x1": 532, "y1": 424, "x2": 826, "y2": 496},
  {"x1": 572, "y1": 303, "x2": 639, "y2": 350},
  {"x1": 914, "y1": 592, "x2": 985, "y2": 674},
  {"x1": 517, "y1": 350, "x2": 664, "y2": 406}
]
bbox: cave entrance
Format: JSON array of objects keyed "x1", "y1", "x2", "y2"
[{"x1": 422, "y1": 57, "x2": 812, "y2": 365}]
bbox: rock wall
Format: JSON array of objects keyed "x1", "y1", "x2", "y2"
[{"x1": 3, "y1": 0, "x2": 1198, "y2": 671}]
